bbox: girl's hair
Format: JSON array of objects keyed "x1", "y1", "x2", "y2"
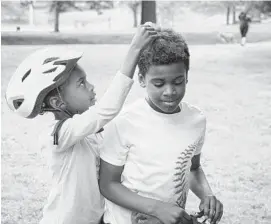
[{"x1": 138, "y1": 29, "x2": 190, "y2": 76}]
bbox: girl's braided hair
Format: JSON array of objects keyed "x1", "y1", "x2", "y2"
[{"x1": 138, "y1": 28, "x2": 190, "y2": 76}]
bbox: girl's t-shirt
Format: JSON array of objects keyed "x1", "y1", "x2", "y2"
[
  {"x1": 39, "y1": 72, "x2": 134, "y2": 224},
  {"x1": 100, "y1": 98, "x2": 206, "y2": 224}
]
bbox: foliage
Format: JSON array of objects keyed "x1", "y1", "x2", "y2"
[
  {"x1": 49, "y1": 1, "x2": 82, "y2": 13},
  {"x1": 49, "y1": 1, "x2": 114, "y2": 13}
]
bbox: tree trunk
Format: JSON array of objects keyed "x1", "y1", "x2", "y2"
[
  {"x1": 232, "y1": 5, "x2": 236, "y2": 24},
  {"x1": 141, "y1": 0, "x2": 156, "y2": 24},
  {"x1": 54, "y1": 2, "x2": 60, "y2": 32},
  {"x1": 29, "y1": 1, "x2": 34, "y2": 26},
  {"x1": 132, "y1": 7, "x2": 138, "y2": 27},
  {"x1": 226, "y1": 5, "x2": 230, "y2": 25}
]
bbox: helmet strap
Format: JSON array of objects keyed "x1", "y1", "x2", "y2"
[{"x1": 56, "y1": 86, "x2": 73, "y2": 118}]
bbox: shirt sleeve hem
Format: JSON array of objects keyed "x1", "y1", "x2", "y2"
[
  {"x1": 100, "y1": 154, "x2": 126, "y2": 167},
  {"x1": 115, "y1": 71, "x2": 135, "y2": 85}
]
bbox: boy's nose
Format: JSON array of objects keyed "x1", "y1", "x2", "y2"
[{"x1": 163, "y1": 85, "x2": 177, "y2": 96}]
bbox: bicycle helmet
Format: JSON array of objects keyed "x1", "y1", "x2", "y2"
[{"x1": 5, "y1": 47, "x2": 83, "y2": 118}]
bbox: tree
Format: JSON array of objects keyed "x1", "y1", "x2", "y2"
[
  {"x1": 49, "y1": 1, "x2": 82, "y2": 32},
  {"x1": 224, "y1": 2, "x2": 240, "y2": 25},
  {"x1": 226, "y1": 4, "x2": 230, "y2": 25},
  {"x1": 232, "y1": 4, "x2": 236, "y2": 24},
  {"x1": 119, "y1": 1, "x2": 141, "y2": 27},
  {"x1": 126, "y1": 1, "x2": 141, "y2": 27},
  {"x1": 261, "y1": 1, "x2": 271, "y2": 13},
  {"x1": 87, "y1": 1, "x2": 114, "y2": 15},
  {"x1": 20, "y1": 0, "x2": 34, "y2": 25},
  {"x1": 53, "y1": 1, "x2": 60, "y2": 32},
  {"x1": 157, "y1": 1, "x2": 179, "y2": 27},
  {"x1": 1, "y1": 1, "x2": 27, "y2": 24},
  {"x1": 49, "y1": 1, "x2": 114, "y2": 32},
  {"x1": 141, "y1": 0, "x2": 156, "y2": 24}
]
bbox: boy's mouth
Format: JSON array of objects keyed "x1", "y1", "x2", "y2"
[{"x1": 162, "y1": 98, "x2": 179, "y2": 104}]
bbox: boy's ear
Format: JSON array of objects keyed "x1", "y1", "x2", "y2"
[
  {"x1": 138, "y1": 73, "x2": 146, "y2": 88},
  {"x1": 49, "y1": 96, "x2": 66, "y2": 111}
]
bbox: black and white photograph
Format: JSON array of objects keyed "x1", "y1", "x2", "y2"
[{"x1": 1, "y1": 1, "x2": 271, "y2": 224}]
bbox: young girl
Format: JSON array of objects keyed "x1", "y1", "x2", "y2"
[
  {"x1": 99, "y1": 29, "x2": 224, "y2": 224},
  {"x1": 5, "y1": 23, "x2": 159, "y2": 224}
]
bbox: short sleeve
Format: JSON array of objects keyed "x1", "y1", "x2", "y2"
[
  {"x1": 194, "y1": 116, "x2": 206, "y2": 155},
  {"x1": 100, "y1": 118, "x2": 129, "y2": 166}
]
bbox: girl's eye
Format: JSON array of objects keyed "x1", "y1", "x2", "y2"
[{"x1": 80, "y1": 80, "x2": 86, "y2": 87}]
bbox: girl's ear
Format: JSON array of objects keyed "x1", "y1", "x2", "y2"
[
  {"x1": 49, "y1": 96, "x2": 66, "y2": 111},
  {"x1": 138, "y1": 73, "x2": 146, "y2": 88}
]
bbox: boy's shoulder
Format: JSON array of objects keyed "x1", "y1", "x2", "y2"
[
  {"x1": 114, "y1": 98, "x2": 146, "y2": 125},
  {"x1": 120, "y1": 98, "x2": 146, "y2": 116},
  {"x1": 182, "y1": 101, "x2": 206, "y2": 119}
]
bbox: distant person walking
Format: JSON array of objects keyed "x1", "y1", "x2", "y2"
[{"x1": 239, "y1": 12, "x2": 251, "y2": 46}]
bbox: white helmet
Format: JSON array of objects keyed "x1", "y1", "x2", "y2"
[{"x1": 5, "y1": 47, "x2": 83, "y2": 118}]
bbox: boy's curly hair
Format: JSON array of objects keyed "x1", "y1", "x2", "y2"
[{"x1": 138, "y1": 29, "x2": 190, "y2": 76}]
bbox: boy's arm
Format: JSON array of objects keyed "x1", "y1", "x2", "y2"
[
  {"x1": 99, "y1": 160, "x2": 192, "y2": 224},
  {"x1": 189, "y1": 154, "x2": 213, "y2": 199},
  {"x1": 99, "y1": 160, "x2": 159, "y2": 216},
  {"x1": 189, "y1": 154, "x2": 223, "y2": 223}
]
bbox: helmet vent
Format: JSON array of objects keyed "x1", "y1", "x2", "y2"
[
  {"x1": 13, "y1": 99, "x2": 24, "y2": 109},
  {"x1": 22, "y1": 69, "x2": 31, "y2": 82},
  {"x1": 43, "y1": 67, "x2": 58, "y2": 74},
  {"x1": 43, "y1": 57, "x2": 59, "y2": 64}
]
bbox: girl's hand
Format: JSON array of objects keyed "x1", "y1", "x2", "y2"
[
  {"x1": 152, "y1": 201, "x2": 192, "y2": 224},
  {"x1": 130, "y1": 22, "x2": 159, "y2": 51},
  {"x1": 199, "y1": 195, "x2": 223, "y2": 224}
]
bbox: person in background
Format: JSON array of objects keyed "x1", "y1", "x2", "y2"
[{"x1": 239, "y1": 11, "x2": 252, "y2": 46}]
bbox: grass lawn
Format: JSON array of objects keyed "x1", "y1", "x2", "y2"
[
  {"x1": 2, "y1": 22, "x2": 271, "y2": 45},
  {"x1": 1, "y1": 43, "x2": 271, "y2": 224}
]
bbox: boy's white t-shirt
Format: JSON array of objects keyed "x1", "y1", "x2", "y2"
[
  {"x1": 39, "y1": 72, "x2": 134, "y2": 224},
  {"x1": 100, "y1": 98, "x2": 206, "y2": 224}
]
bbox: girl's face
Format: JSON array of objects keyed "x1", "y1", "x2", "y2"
[
  {"x1": 139, "y1": 62, "x2": 187, "y2": 114},
  {"x1": 61, "y1": 65, "x2": 96, "y2": 114}
]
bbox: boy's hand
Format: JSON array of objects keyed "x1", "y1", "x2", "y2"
[
  {"x1": 152, "y1": 201, "x2": 193, "y2": 224},
  {"x1": 130, "y1": 22, "x2": 159, "y2": 51},
  {"x1": 199, "y1": 195, "x2": 223, "y2": 224}
]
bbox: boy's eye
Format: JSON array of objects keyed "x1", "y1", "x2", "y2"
[
  {"x1": 153, "y1": 82, "x2": 164, "y2": 87},
  {"x1": 174, "y1": 80, "x2": 184, "y2": 85},
  {"x1": 174, "y1": 78, "x2": 185, "y2": 85}
]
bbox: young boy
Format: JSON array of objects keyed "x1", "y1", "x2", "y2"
[
  {"x1": 5, "y1": 23, "x2": 159, "y2": 224},
  {"x1": 99, "y1": 29, "x2": 224, "y2": 224}
]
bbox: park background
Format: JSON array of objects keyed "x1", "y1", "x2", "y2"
[{"x1": 1, "y1": 1, "x2": 271, "y2": 224}]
